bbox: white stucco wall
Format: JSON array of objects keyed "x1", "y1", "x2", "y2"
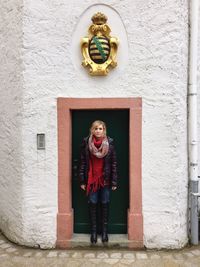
[
  {"x1": 198, "y1": 3, "x2": 200, "y2": 183},
  {"x1": 0, "y1": 0, "x2": 189, "y2": 249},
  {"x1": 0, "y1": 0, "x2": 24, "y2": 243}
]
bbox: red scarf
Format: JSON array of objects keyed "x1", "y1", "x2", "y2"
[{"x1": 86, "y1": 137, "x2": 104, "y2": 195}]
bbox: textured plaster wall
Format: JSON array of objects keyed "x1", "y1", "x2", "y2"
[
  {"x1": 21, "y1": 0, "x2": 189, "y2": 249},
  {"x1": 198, "y1": 4, "x2": 200, "y2": 181},
  {"x1": 0, "y1": 0, "x2": 24, "y2": 243},
  {"x1": 0, "y1": 0, "x2": 189, "y2": 249}
]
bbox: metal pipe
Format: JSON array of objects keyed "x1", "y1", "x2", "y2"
[{"x1": 188, "y1": 0, "x2": 199, "y2": 245}]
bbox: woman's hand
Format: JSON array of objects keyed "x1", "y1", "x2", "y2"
[
  {"x1": 111, "y1": 186, "x2": 117, "y2": 191},
  {"x1": 80, "y1": 184, "x2": 86, "y2": 191}
]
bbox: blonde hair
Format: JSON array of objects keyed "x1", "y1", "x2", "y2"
[{"x1": 90, "y1": 120, "x2": 107, "y2": 136}]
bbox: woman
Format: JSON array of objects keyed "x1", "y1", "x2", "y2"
[{"x1": 79, "y1": 120, "x2": 118, "y2": 244}]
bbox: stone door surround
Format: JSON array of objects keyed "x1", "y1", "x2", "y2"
[{"x1": 56, "y1": 98, "x2": 143, "y2": 248}]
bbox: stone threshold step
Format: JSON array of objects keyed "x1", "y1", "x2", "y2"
[{"x1": 63, "y1": 234, "x2": 144, "y2": 249}]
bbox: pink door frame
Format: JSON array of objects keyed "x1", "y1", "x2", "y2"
[{"x1": 56, "y1": 97, "x2": 143, "y2": 248}]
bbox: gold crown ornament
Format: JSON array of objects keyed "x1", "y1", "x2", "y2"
[
  {"x1": 91, "y1": 12, "x2": 107, "y2": 25},
  {"x1": 81, "y1": 12, "x2": 119, "y2": 76}
]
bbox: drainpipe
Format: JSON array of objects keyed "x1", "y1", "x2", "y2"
[{"x1": 188, "y1": 0, "x2": 199, "y2": 245}]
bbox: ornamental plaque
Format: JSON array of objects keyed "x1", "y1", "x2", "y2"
[{"x1": 81, "y1": 12, "x2": 119, "y2": 76}]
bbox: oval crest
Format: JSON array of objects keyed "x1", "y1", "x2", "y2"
[{"x1": 89, "y1": 35, "x2": 110, "y2": 64}]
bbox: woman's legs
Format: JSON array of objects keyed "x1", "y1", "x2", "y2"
[
  {"x1": 88, "y1": 187, "x2": 110, "y2": 243},
  {"x1": 88, "y1": 191, "x2": 98, "y2": 244},
  {"x1": 100, "y1": 186, "x2": 110, "y2": 242}
]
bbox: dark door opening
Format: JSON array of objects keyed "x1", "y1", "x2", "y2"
[{"x1": 72, "y1": 110, "x2": 129, "y2": 234}]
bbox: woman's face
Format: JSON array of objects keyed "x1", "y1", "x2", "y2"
[{"x1": 93, "y1": 124, "x2": 104, "y2": 139}]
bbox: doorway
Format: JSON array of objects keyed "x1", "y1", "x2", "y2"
[
  {"x1": 72, "y1": 110, "x2": 129, "y2": 234},
  {"x1": 56, "y1": 97, "x2": 143, "y2": 248}
]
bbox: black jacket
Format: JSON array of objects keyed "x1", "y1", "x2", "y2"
[{"x1": 79, "y1": 136, "x2": 118, "y2": 187}]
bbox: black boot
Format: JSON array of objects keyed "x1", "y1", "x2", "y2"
[
  {"x1": 101, "y1": 203, "x2": 109, "y2": 243},
  {"x1": 89, "y1": 203, "x2": 97, "y2": 244}
]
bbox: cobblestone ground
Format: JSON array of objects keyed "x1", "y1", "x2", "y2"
[{"x1": 1, "y1": 233, "x2": 200, "y2": 267}]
